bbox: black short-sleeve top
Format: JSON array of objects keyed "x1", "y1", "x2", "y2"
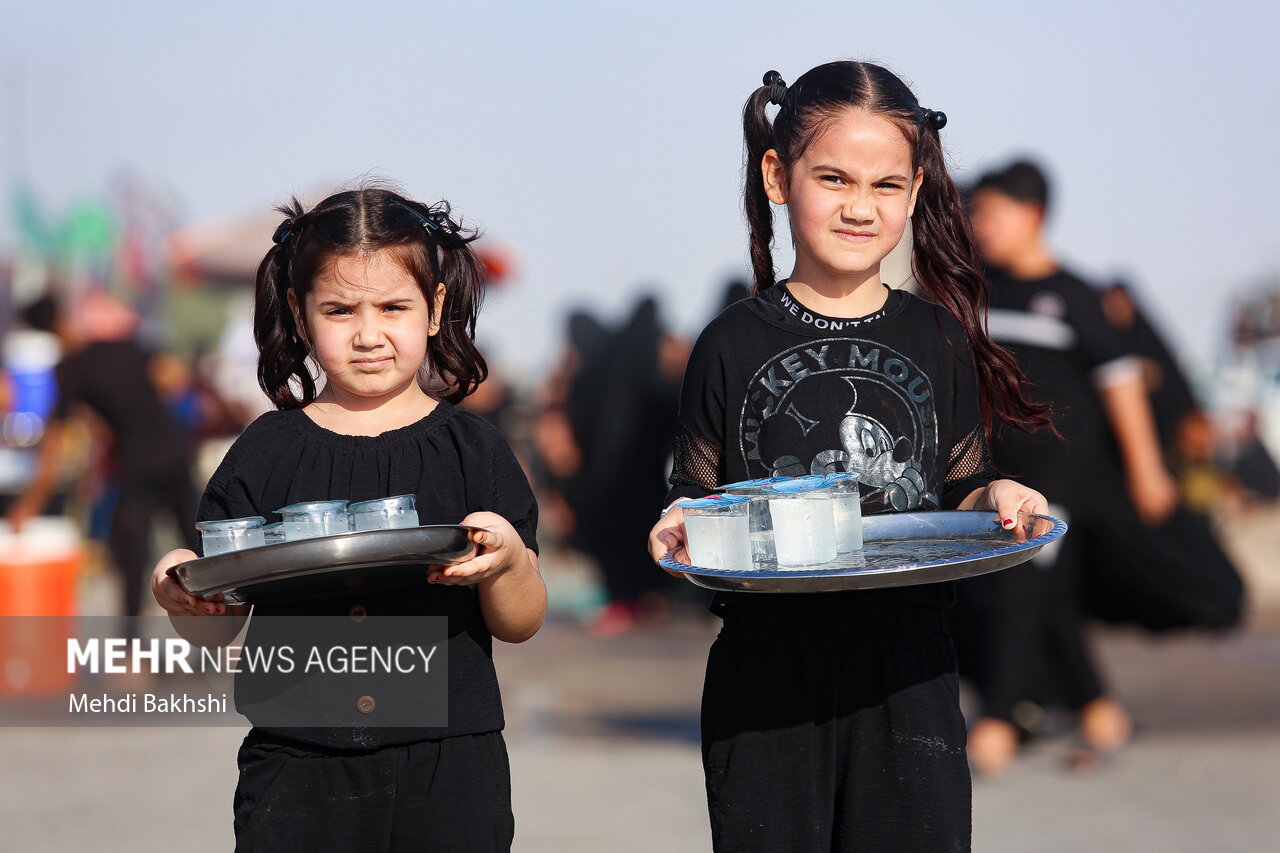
[
  {"x1": 667, "y1": 284, "x2": 998, "y2": 612},
  {"x1": 198, "y1": 402, "x2": 538, "y2": 749},
  {"x1": 984, "y1": 267, "x2": 1139, "y2": 506}
]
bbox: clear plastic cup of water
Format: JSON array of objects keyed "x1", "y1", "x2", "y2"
[
  {"x1": 349, "y1": 494, "x2": 419, "y2": 532},
  {"x1": 195, "y1": 516, "x2": 266, "y2": 556},
  {"x1": 823, "y1": 473, "x2": 863, "y2": 553},
  {"x1": 262, "y1": 522, "x2": 286, "y2": 545},
  {"x1": 763, "y1": 481, "x2": 837, "y2": 568},
  {"x1": 275, "y1": 500, "x2": 350, "y2": 541},
  {"x1": 718, "y1": 477, "x2": 791, "y2": 567},
  {"x1": 680, "y1": 496, "x2": 753, "y2": 571}
]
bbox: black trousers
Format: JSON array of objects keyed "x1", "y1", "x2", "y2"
[
  {"x1": 953, "y1": 519, "x2": 1103, "y2": 723},
  {"x1": 233, "y1": 729, "x2": 514, "y2": 853},
  {"x1": 701, "y1": 603, "x2": 971, "y2": 853},
  {"x1": 108, "y1": 467, "x2": 198, "y2": 638}
]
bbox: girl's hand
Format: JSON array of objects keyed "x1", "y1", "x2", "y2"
[
  {"x1": 971, "y1": 479, "x2": 1048, "y2": 542},
  {"x1": 151, "y1": 548, "x2": 227, "y2": 616},
  {"x1": 428, "y1": 512, "x2": 528, "y2": 586},
  {"x1": 648, "y1": 505, "x2": 689, "y2": 578}
]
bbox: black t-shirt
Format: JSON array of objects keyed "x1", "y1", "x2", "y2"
[
  {"x1": 985, "y1": 267, "x2": 1137, "y2": 507},
  {"x1": 51, "y1": 340, "x2": 190, "y2": 478},
  {"x1": 199, "y1": 402, "x2": 538, "y2": 749},
  {"x1": 667, "y1": 283, "x2": 997, "y2": 610}
]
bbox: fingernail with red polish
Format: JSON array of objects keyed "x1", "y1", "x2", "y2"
[{"x1": 1003, "y1": 518, "x2": 1014, "y2": 527}]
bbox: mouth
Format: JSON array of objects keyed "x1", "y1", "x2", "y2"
[
  {"x1": 351, "y1": 357, "x2": 392, "y2": 369},
  {"x1": 834, "y1": 230, "x2": 877, "y2": 243}
]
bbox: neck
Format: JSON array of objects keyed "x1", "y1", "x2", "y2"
[
  {"x1": 784, "y1": 261, "x2": 888, "y2": 318},
  {"x1": 308, "y1": 381, "x2": 437, "y2": 436},
  {"x1": 1001, "y1": 241, "x2": 1059, "y2": 280}
]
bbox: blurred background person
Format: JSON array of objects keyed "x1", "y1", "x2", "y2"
[
  {"x1": 6, "y1": 291, "x2": 199, "y2": 640},
  {"x1": 955, "y1": 159, "x2": 1178, "y2": 777},
  {"x1": 532, "y1": 296, "x2": 688, "y2": 636}
]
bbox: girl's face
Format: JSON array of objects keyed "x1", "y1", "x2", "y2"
[
  {"x1": 289, "y1": 251, "x2": 444, "y2": 405},
  {"x1": 764, "y1": 108, "x2": 922, "y2": 286}
]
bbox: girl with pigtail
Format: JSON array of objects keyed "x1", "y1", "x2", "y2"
[
  {"x1": 648, "y1": 61, "x2": 1052, "y2": 851},
  {"x1": 152, "y1": 186, "x2": 545, "y2": 852}
]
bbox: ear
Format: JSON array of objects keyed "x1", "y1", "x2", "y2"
[
  {"x1": 763, "y1": 149, "x2": 788, "y2": 205},
  {"x1": 907, "y1": 166, "x2": 924, "y2": 218},
  {"x1": 428, "y1": 284, "x2": 446, "y2": 337},
  {"x1": 286, "y1": 289, "x2": 309, "y2": 344}
]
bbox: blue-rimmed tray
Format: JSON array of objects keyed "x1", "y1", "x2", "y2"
[
  {"x1": 659, "y1": 511, "x2": 1066, "y2": 593},
  {"x1": 170, "y1": 525, "x2": 482, "y2": 604}
]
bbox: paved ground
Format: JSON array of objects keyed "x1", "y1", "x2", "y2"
[{"x1": 2, "y1": 508, "x2": 1278, "y2": 851}]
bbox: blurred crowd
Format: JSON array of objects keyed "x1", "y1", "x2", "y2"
[{"x1": 1, "y1": 157, "x2": 1279, "y2": 778}]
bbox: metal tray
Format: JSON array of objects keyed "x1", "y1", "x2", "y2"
[
  {"x1": 171, "y1": 525, "x2": 481, "y2": 604},
  {"x1": 660, "y1": 511, "x2": 1066, "y2": 593}
]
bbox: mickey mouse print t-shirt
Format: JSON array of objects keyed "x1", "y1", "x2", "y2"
[{"x1": 667, "y1": 283, "x2": 997, "y2": 607}]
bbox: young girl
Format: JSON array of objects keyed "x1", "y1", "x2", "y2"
[
  {"x1": 151, "y1": 186, "x2": 545, "y2": 853},
  {"x1": 647, "y1": 62, "x2": 1052, "y2": 852}
]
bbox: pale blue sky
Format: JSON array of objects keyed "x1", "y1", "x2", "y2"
[{"x1": 4, "y1": 0, "x2": 1277, "y2": 376}]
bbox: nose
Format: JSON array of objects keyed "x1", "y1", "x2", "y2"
[
  {"x1": 841, "y1": 189, "x2": 875, "y2": 223},
  {"x1": 353, "y1": 309, "x2": 385, "y2": 348}
]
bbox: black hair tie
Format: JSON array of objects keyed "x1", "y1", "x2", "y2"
[
  {"x1": 922, "y1": 108, "x2": 948, "y2": 131},
  {"x1": 763, "y1": 70, "x2": 788, "y2": 105},
  {"x1": 272, "y1": 218, "x2": 295, "y2": 244}
]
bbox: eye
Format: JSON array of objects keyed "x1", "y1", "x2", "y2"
[
  {"x1": 383, "y1": 303, "x2": 409, "y2": 313},
  {"x1": 876, "y1": 182, "x2": 905, "y2": 192},
  {"x1": 324, "y1": 306, "x2": 352, "y2": 316},
  {"x1": 819, "y1": 174, "x2": 846, "y2": 186}
]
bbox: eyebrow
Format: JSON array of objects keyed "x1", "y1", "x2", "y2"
[
  {"x1": 315, "y1": 296, "x2": 415, "y2": 310},
  {"x1": 810, "y1": 164, "x2": 911, "y2": 183}
]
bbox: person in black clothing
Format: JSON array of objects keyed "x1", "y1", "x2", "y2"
[
  {"x1": 647, "y1": 63, "x2": 1052, "y2": 852},
  {"x1": 959, "y1": 160, "x2": 1179, "y2": 777},
  {"x1": 8, "y1": 292, "x2": 199, "y2": 640},
  {"x1": 150, "y1": 187, "x2": 545, "y2": 853}
]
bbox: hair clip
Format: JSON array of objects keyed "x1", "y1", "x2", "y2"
[
  {"x1": 391, "y1": 199, "x2": 448, "y2": 236},
  {"x1": 763, "y1": 70, "x2": 788, "y2": 106},
  {"x1": 922, "y1": 108, "x2": 948, "y2": 131},
  {"x1": 272, "y1": 218, "x2": 295, "y2": 244}
]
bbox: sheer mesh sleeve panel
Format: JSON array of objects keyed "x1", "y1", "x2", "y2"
[
  {"x1": 669, "y1": 424, "x2": 723, "y2": 495},
  {"x1": 940, "y1": 422, "x2": 998, "y2": 509}
]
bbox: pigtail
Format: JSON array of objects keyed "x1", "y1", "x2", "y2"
[
  {"x1": 743, "y1": 83, "x2": 779, "y2": 295},
  {"x1": 254, "y1": 198, "x2": 317, "y2": 409},
  {"x1": 427, "y1": 208, "x2": 489, "y2": 404},
  {"x1": 910, "y1": 128, "x2": 1055, "y2": 437}
]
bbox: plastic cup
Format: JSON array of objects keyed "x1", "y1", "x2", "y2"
[
  {"x1": 763, "y1": 481, "x2": 837, "y2": 567},
  {"x1": 680, "y1": 496, "x2": 752, "y2": 571},
  {"x1": 262, "y1": 522, "x2": 286, "y2": 545},
  {"x1": 823, "y1": 473, "x2": 864, "y2": 553},
  {"x1": 349, "y1": 494, "x2": 419, "y2": 532},
  {"x1": 275, "y1": 500, "x2": 350, "y2": 541},
  {"x1": 195, "y1": 516, "x2": 267, "y2": 556},
  {"x1": 718, "y1": 477, "x2": 790, "y2": 566}
]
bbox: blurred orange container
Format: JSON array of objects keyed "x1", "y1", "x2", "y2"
[{"x1": 0, "y1": 518, "x2": 81, "y2": 695}]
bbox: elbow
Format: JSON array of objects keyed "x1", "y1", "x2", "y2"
[{"x1": 492, "y1": 613, "x2": 546, "y2": 645}]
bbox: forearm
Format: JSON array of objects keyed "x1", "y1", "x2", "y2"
[
  {"x1": 955, "y1": 486, "x2": 988, "y2": 511},
  {"x1": 1099, "y1": 377, "x2": 1167, "y2": 478},
  {"x1": 167, "y1": 605, "x2": 251, "y2": 648},
  {"x1": 477, "y1": 549, "x2": 546, "y2": 643},
  {"x1": 15, "y1": 423, "x2": 63, "y2": 515}
]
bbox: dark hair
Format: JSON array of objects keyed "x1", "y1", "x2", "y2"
[
  {"x1": 254, "y1": 186, "x2": 488, "y2": 409},
  {"x1": 22, "y1": 294, "x2": 60, "y2": 333},
  {"x1": 742, "y1": 61, "x2": 1053, "y2": 436},
  {"x1": 974, "y1": 159, "x2": 1051, "y2": 212}
]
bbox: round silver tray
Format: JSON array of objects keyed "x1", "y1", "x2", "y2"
[
  {"x1": 171, "y1": 525, "x2": 481, "y2": 603},
  {"x1": 660, "y1": 511, "x2": 1066, "y2": 593}
]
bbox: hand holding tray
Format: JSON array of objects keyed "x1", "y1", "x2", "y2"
[
  {"x1": 170, "y1": 525, "x2": 483, "y2": 604},
  {"x1": 660, "y1": 511, "x2": 1066, "y2": 593}
]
